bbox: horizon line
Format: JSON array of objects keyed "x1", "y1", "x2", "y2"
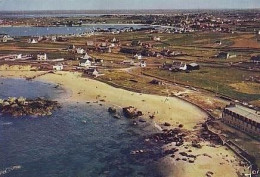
[{"x1": 1, "y1": 8, "x2": 260, "y2": 13}]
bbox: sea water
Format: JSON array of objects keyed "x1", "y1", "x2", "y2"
[{"x1": 0, "y1": 78, "x2": 163, "y2": 177}]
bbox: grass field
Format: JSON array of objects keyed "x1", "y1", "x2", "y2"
[{"x1": 143, "y1": 67, "x2": 260, "y2": 103}]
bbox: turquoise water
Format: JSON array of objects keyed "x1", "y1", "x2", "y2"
[{"x1": 0, "y1": 78, "x2": 163, "y2": 177}]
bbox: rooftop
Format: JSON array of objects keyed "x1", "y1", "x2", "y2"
[{"x1": 225, "y1": 105, "x2": 260, "y2": 123}]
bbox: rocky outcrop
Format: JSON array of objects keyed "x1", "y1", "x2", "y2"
[
  {"x1": 149, "y1": 128, "x2": 186, "y2": 145},
  {"x1": 122, "y1": 106, "x2": 143, "y2": 119},
  {"x1": 0, "y1": 97, "x2": 60, "y2": 117}
]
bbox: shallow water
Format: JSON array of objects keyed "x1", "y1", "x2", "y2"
[{"x1": 0, "y1": 78, "x2": 163, "y2": 177}]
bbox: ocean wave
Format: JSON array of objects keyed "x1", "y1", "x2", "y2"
[
  {"x1": 1, "y1": 122, "x2": 13, "y2": 126},
  {"x1": 0, "y1": 165, "x2": 22, "y2": 176}
]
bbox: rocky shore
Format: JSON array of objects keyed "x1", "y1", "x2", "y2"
[{"x1": 0, "y1": 97, "x2": 60, "y2": 117}]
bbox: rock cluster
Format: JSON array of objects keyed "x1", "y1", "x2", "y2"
[
  {"x1": 149, "y1": 128, "x2": 186, "y2": 146},
  {"x1": 0, "y1": 97, "x2": 60, "y2": 117},
  {"x1": 122, "y1": 106, "x2": 143, "y2": 119}
]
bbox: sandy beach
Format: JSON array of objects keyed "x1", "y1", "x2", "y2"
[{"x1": 0, "y1": 66, "x2": 246, "y2": 177}]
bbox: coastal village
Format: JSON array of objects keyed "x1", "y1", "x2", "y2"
[{"x1": 0, "y1": 10, "x2": 260, "y2": 177}]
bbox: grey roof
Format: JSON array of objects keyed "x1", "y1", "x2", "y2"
[
  {"x1": 225, "y1": 105, "x2": 260, "y2": 123},
  {"x1": 189, "y1": 63, "x2": 199, "y2": 67}
]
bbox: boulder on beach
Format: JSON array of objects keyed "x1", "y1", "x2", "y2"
[
  {"x1": 164, "y1": 122, "x2": 171, "y2": 126},
  {"x1": 122, "y1": 106, "x2": 143, "y2": 119},
  {"x1": 108, "y1": 107, "x2": 117, "y2": 114}
]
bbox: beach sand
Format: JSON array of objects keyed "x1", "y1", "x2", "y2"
[
  {"x1": 0, "y1": 68, "x2": 246, "y2": 177},
  {"x1": 160, "y1": 142, "x2": 245, "y2": 177}
]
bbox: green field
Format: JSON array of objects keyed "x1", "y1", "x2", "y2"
[{"x1": 144, "y1": 66, "x2": 260, "y2": 103}]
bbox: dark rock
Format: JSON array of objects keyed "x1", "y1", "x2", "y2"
[
  {"x1": 123, "y1": 106, "x2": 143, "y2": 118},
  {"x1": 0, "y1": 97, "x2": 60, "y2": 117},
  {"x1": 164, "y1": 122, "x2": 171, "y2": 126},
  {"x1": 108, "y1": 107, "x2": 117, "y2": 114},
  {"x1": 139, "y1": 118, "x2": 146, "y2": 123},
  {"x1": 113, "y1": 114, "x2": 121, "y2": 119},
  {"x1": 178, "y1": 124, "x2": 184, "y2": 128},
  {"x1": 188, "y1": 159, "x2": 195, "y2": 163},
  {"x1": 192, "y1": 140, "x2": 202, "y2": 148}
]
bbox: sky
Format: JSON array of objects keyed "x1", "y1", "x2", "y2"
[{"x1": 0, "y1": 0, "x2": 260, "y2": 11}]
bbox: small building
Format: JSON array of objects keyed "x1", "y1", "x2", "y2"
[
  {"x1": 51, "y1": 36, "x2": 57, "y2": 42},
  {"x1": 37, "y1": 53, "x2": 47, "y2": 61},
  {"x1": 86, "y1": 41, "x2": 94, "y2": 46},
  {"x1": 134, "y1": 54, "x2": 142, "y2": 60},
  {"x1": 111, "y1": 37, "x2": 119, "y2": 43},
  {"x1": 15, "y1": 54, "x2": 22, "y2": 59},
  {"x1": 76, "y1": 48, "x2": 85, "y2": 54},
  {"x1": 149, "y1": 79, "x2": 163, "y2": 85},
  {"x1": 68, "y1": 45, "x2": 75, "y2": 51},
  {"x1": 53, "y1": 64, "x2": 63, "y2": 71},
  {"x1": 153, "y1": 36, "x2": 161, "y2": 41},
  {"x1": 79, "y1": 59, "x2": 91, "y2": 67},
  {"x1": 215, "y1": 40, "x2": 222, "y2": 45},
  {"x1": 162, "y1": 62, "x2": 173, "y2": 70},
  {"x1": 0, "y1": 34, "x2": 14, "y2": 43},
  {"x1": 187, "y1": 63, "x2": 200, "y2": 70},
  {"x1": 28, "y1": 38, "x2": 38, "y2": 44},
  {"x1": 82, "y1": 53, "x2": 91, "y2": 60},
  {"x1": 95, "y1": 59, "x2": 104, "y2": 64},
  {"x1": 131, "y1": 40, "x2": 142, "y2": 46},
  {"x1": 251, "y1": 55, "x2": 260, "y2": 63},
  {"x1": 122, "y1": 60, "x2": 135, "y2": 66},
  {"x1": 109, "y1": 43, "x2": 115, "y2": 48},
  {"x1": 216, "y1": 52, "x2": 236, "y2": 59},
  {"x1": 100, "y1": 42, "x2": 107, "y2": 47},
  {"x1": 140, "y1": 61, "x2": 147, "y2": 68},
  {"x1": 84, "y1": 68, "x2": 99, "y2": 77},
  {"x1": 172, "y1": 61, "x2": 187, "y2": 71},
  {"x1": 222, "y1": 104, "x2": 260, "y2": 137}
]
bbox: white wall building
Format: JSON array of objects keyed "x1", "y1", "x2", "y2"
[
  {"x1": 37, "y1": 53, "x2": 47, "y2": 61},
  {"x1": 53, "y1": 64, "x2": 64, "y2": 71},
  {"x1": 79, "y1": 59, "x2": 91, "y2": 67}
]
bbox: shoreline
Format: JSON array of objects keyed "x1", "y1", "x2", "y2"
[
  {"x1": 0, "y1": 23, "x2": 151, "y2": 28},
  {"x1": 0, "y1": 69, "x2": 247, "y2": 177}
]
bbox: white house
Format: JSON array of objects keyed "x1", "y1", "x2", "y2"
[
  {"x1": 83, "y1": 53, "x2": 91, "y2": 59},
  {"x1": 85, "y1": 68, "x2": 99, "y2": 77},
  {"x1": 28, "y1": 38, "x2": 38, "y2": 44},
  {"x1": 15, "y1": 54, "x2": 22, "y2": 59},
  {"x1": 153, "y1": 36, "x2": 161, "y2": 41},
  {"x1": 112, "y1": 37, "x2": 118, "y2": 43},
  {"x1": 134, "y1": 54, "x2": 142, "y2": 60},
  {"x1": 172, "y1": 61, "x2": 187, "y2": 71},
  {"x1": 109, "y1": 43, "x2": 115, "y2": 48},
  {"x1": 76, "y1": 48, "x2": 85, "y2": 54},
  {"x1": 79, "y1": 59, "x2": 91, "y2": 67},
  {"x1": 51, "y1": 36, "x2": 57, "y2": 42},
  {"x1": 53, "y1": 64, "x2": 64, "y2": 71},
  {"x1": 37, "y1": 53, "x2": 47, "y2": 61},
  {"x1": 0, "y1": 34, "x2": 14, "y2": 43},
  {"x1": 140, "y1": 61, "x2": 147, "y2": 68}
]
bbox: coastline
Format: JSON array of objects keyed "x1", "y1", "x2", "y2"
[
  {"x1": 0, "y1": 68, "x2": 246, "y2": 177},
  {"x1": 0, "y1": 23, "x2": 150, "y2": 28}
]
